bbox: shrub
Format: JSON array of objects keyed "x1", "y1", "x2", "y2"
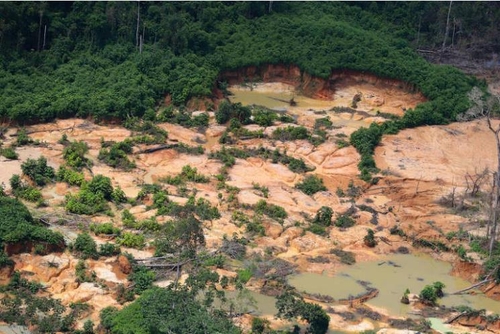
[
  {"x1": 1, "y1": 147, "x2": 18, "y2": 160},
  {"x1": 98, "y1": 140, "x2": 136, "y2": 170},
  {"x1": 9, "y1": 174, "x2": 22, "y2": 190},
  {"x1": 251, "y1": 317, "x2": 270, "y2": 334},
  {"x1": 419, "y1": 281, "x2": 445, "y2": 305},
  {"x1": 335, "y1": 214, "x2": 356, "y2": 228},
  {"x1": 308, "y1": 224, "x2": 327, "y2": 236},
  {"x1": 254, "y1": 199, "x2": 288, "y2": 221},
  {"x1": 363, "y1": 229, "x2": 377, "y2": 247},
  {"x1": 87, "y1": 175, "x2": 114, "y2": 200},
  {"x1": 272, "y1": 126, "x2": 309, "y2": 141},
  {"x1": 253, "y1": 109, "x2": 277, "y2": 127},
  {"x1": 215, "y1": 101, "x2": 251, "y2": 125},
  {"x1": 295, "y1": 175, "x2": 327, "y2": 195},
  {"x1": 0, "y1": 197, "x2": 64, "y2": 246},
  {"x1": 21, "y1": 156, "x2": 55, "y2": 186},
  {"x1": 56, "y1": 166, "x2": 85, "y2": 186},
  {"x1": 75, "y1": 259, "x2": 96, "y2": 283},
  {"x1": 161, "y1": 165, "x2": 209, "y2": 185},
  {"x1": 313, "y1": 206, "x2": 333, "y2": 226},
  {"x1": 121, "y1": 210, "x2": 137, "y2": 228},
  {"x1": 73, "y1": 233, "x2": 98, "y2": 259},
  {"x1": 116, "y1": 232, "x2": 145, "y2": 249},
  {"x1": 112, "y1": 186, "x2": 127, "y2": 203},
  {"x1": 288, "y1": 158, "x2": 310, "y2": 173},
  {"x1": 16, "y1": 128, "x2": 33, "y2": 146},
  {"x1": 90, "y1": 222, "x2": 121, "y2": 236},
  {"x1": 65, "y1": 189, "x2": 109, "y2": 215},
  {"x1": 129, "y1": 266, "x2": 156, "y2": 294},
  {"x1": 236, "y1": 268, "x2": 253, "y2": 284},
  {"x1": 63, "y1": 140, "x2": 91, "y2": 170},
  {"x1": 99, "y1": 243, "x2": 121, "y2": 257}
]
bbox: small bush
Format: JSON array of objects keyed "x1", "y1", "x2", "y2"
[
  {"x1": 90, "y1": 222, "x2": 121, "y2": 236},
  {"x1": 21, "y1": 156, "x2": 55, "y2": 186},
  {"x1": 16, "y1": 128, "x2": 33, "y2": 146},
  {"x1": 99, "y1": 243, "x2": 121, "y2": 257},
  {"x1": 295, "y1": 175, "x2": 327, "y2": 195},
  {"x1": 272, "y1": 126, "x2": 309, "y2": 141},
  {"x1": 112, "y1": 186, "x2": 127, "y2": 203},
  {"x1": 116, "y1": 232, "x2": 145, "y2": 249},
  {"x1": 335, "y1": 214, "x2": 356, "y2": 228},
  {"x1": 1, "y1": 147, "x2": 18, "y2": 160},
  {"x1": 65, "y1": 189, "x2": 109, "y2": 215},
  {"x1": 57, "y1": 166, "x2": 85, "y2": 186},
  {"x1": 63, "y1": 140, "x2": 91, "y2": 170},
  {"x1": 313, "y1": 206, "x2": 333, "y2": 226},
  {"x1": 254, "y1": 199, "x2": 288, "y2": 221},
  {"x1": 308, "y1": 224, "x2": 327, "y2": 236},
  {"x1": 73, "y1": 233, "x2": 98, "y2": 259},
  {"x1": 236, "y1": 268, "x2": 253, "y2": 284},
  {"x1": 98, "y1": 140, "x2": 136, "y2": 170},
  {"x1": 363, "y1": 229, "x2": 377, "y2": 247},
  {"x1": 129, "y1": 266, "x2": 155, "y2": 294}
]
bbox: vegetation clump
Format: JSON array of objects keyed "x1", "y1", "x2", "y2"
[
  {"x1": 161, "y1": 165, "x2": 209, "y2": 185},
  {"x1": 21, "y1": 156, "x2": 55, "y2": 186},
  {"x1": 98, "y1": 140, "x2": 136, "y2": 170},
  {"x1": 0, "y1": 196, "x2": 64, "y2": 248},
  {"x1": 295, "y1": 175, "x2": 327, "y2": 195},
  {"x1": 63, "y1": 140, "x2": 92, "y2": 170}
]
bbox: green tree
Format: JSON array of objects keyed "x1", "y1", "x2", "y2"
[
  {"x1": 21, "y1": 156, "x2": 55, "y2": 186},
  {"x1": 154, "y1": 214, "x2": 206, "y2": 259},
  {"x1": 73, "y1": 232, "x2": 98, "y2": 259},
  {"x1": 87, "y1": 174, "x2": 114, "y2": 200},
  {"x1": 108, "y1": 287, "x2": 241, "y2": 334},
  {"x1": 276, "y1": 287, "x2": 330, "y2": 334}
]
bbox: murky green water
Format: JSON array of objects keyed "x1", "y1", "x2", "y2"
[{"x1": 289, "y1": 253, "x2": 500, "y2": 316}]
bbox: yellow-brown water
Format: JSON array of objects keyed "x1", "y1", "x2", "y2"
[
  {"x1": 289, "y1": 253, "x2": 500, "y2": 316},
  {"x1": 228, "y1": 86, "x2": 374, "y2": 129}
]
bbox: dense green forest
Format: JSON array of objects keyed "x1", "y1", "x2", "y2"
[{"x1": 0, "y1": 1, "x2": 497, "y2": 124}]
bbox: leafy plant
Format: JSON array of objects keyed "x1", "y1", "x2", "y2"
[{"x1": 295, "y1": 175, "x2": 327, "y2": 195}]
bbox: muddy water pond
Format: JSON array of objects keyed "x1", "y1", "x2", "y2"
[
  {"x1": 228, "y1": 86, "x2": 373, "y2": 129},
  {"x1": 289, "y1": 253, "x2": 500, "y2": 316}
]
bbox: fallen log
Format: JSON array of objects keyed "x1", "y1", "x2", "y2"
[
  {"x1": 445, "y1": 311, "x2": 467, "y2": 324},
  {"x1": 136, "y1": 144, "x2": 178, "y2": 154},
  {"x1": 450, "y1": 278, "x2": 492, "y2": 295}
]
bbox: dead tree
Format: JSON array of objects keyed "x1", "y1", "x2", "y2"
[
  {"x1": 464, "y1": 168, "x2": 489, "y2": 197},
  {"x1": 442, "y1": 0, "x2": 453, "y2": 51},
  {"x1": 487, "y1": 114, "x2": 500, "y2": 257},
  {"x1": 136, "y1": 1, "x2": 140, "y2": 49}
]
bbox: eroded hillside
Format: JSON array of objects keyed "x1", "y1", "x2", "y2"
[{"x1": 1, "y1": 70, "x2": 500, "y2": 333}]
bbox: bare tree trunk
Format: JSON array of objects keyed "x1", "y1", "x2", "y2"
[
  {"x1": 37, "y1": 10, "x2": 43, "y2": 51},
  {"x1": 268, "y1": 1, "x2": 273, "y2": 13},
  {"x1": 139, "y1": 34, "x2": 143, "y2": 54},
  {"x1": 487, "y1": 115, "x2": 500, "y2": 257},
  {"x1": 42, "y1": 25, "x2": 47, "y2": 50},
  {"x1": 451, "y1": 18, "x2": 456, "y2": 48},
  {"x1": 136, "y1": 1, "x2": 140, "y2": 49},
  {"x1": 416, "y1": 15, "x2": 422, "y2": 48},
  {"x1": 442, "y1": 0, "x2": 453, "y2": 51}
]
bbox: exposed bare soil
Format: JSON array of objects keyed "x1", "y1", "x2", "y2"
[{"x1": 1, "y1": 68, "x2": 499, "y2": 333}]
